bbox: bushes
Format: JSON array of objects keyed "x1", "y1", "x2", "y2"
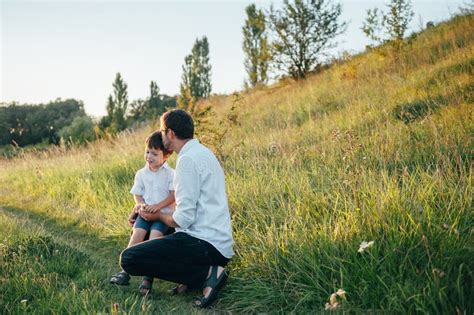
[{"x1": 59, "y1": 116, "x2": 96, "y2": 145}]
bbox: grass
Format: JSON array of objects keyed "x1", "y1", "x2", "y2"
[{"x1": 1, "y1": 13, "x2": 473, "y2": 313}]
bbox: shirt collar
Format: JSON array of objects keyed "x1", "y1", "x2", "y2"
[
  {"x1": 178, "y1": 138, "x2": 199, "y2": 157},
  {"x1": 145, "y1": 161, "x2": 169, "y2": 173}
]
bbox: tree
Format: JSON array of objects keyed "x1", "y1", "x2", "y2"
[
  {"x1": 59, "y1": 115, "x2": 96, "y2": 145},
  {"x1": 268, "y1": 0, "x2": 346, "y2": 79},
  {"x1": 0, "y1": 99, "x2": 86, "y2": 146},
  {"x1": 129, "y1": 81, "x2": 176, "y2": 124},
  {"x1": 362, "y1": 0, "x2": 414, "y2": 45},
  {"x1": 147, "y1": 80, "x2": 166, "y2": 117},
  {"x1": 111, "y1": 72, "x2": 128, "y2": 132},
  {"x1": 242, "y1": 4, "x2": 271, "y2": 88},
  {"x1": 99, "y1": 72, "x2": 129, "y2": 134},
  {"x1": 178, "y1": 37, "x2": 212, "y2": 111}
]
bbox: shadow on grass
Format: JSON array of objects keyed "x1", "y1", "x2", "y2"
[
  {"x1": 0, "y1": 205, "x2": 123, "y2": 266},
  {"x1": 392, "y1": 82, "x2": 473, "y2": 124}
]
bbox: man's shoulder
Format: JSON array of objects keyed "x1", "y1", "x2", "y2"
[{"x1": 186, "y1": 141, "x2": 215, "y2": 158}]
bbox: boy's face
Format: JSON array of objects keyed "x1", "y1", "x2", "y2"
[{"x1": 145, "y1": 147, "x2": 166, "y2": 171}]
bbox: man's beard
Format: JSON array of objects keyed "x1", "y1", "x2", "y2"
[{"x1": 163, "y1": 137, "x2": 171, "y2": 151}]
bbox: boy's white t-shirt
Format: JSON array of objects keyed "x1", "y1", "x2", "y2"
[{"x1": 130, "y1": 162, "x2": 175, "y2": 213}]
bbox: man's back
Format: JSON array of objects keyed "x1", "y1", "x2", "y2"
[{"x1": 172, "y1": 139, "x2": 234, "y2": 259}]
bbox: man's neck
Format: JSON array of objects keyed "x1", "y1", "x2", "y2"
[{"x1": 174, "y1": 138, "x2": 192, "y2": 154}]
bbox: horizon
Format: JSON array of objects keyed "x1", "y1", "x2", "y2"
[{"x1": 1, "y1": 0, "x2": 466, "y2": 118}]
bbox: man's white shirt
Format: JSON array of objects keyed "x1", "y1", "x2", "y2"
[{"x1": 172, "y1": 139, "x2": 234, "y2": 259}]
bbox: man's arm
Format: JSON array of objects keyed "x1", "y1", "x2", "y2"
[
  {"x1": 170, "y1": 156, "x2": 200, "y2": 229},
  {"x1": 139, "y1": 210, "x2": 180, "y2": 228}
]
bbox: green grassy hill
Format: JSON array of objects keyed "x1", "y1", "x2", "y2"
[{"x1": 1, "y1": 13, "x2": 473, "y2": 313}]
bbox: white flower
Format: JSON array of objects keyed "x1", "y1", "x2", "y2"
[
  {"x1": 336, "y1": 289, "x2": 346, "y2": 298},
  {"x1": 325, "y1": 302, "x2": 339, "y2": 310},
  {"x1": 20, "y1": 299, "x2": 27, "y2": 304},
  {"x1": 325, "y1": 289, "x2": 346, "y2": 311},
  {"x1": 358, "y1": 240, "x2": 375, "y2": 253}
]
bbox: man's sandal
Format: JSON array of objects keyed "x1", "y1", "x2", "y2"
[
  {"x1": 193, "y1": 266, "x2": 229, "y2": 308},
  {"x1": 139, "y1": 276, "x2": 153, "y2": 296},
  {"x1": 110, "y1": 271, "x2": 130, "y2": 285}
]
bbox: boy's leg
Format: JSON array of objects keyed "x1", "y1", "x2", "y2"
[
  {"x1": 128, "y1": 215, "x2": 153, "y2": 247},
  {"x1": 128, "y1": 228, "x2": 148, "y2": 247},
  {"x1": 121, "y1": 232, "x2": 229, "y2": 288},
  {"x1": 149, "y1": 230, "x2": 164, "y2": 240},
  {"x1": 110, "y1": 217, "x2": 149, "y2": 285},
  {"x1": 139, "y1": 223, "x2": 166, "y2": 294},
  {"x1": 149, "y1": 220, "x2": 168, "y2": 240}
]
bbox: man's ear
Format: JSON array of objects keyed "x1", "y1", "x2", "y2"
[{"x1": 168, "y1": 129, "x2": 176, "y2": 140}]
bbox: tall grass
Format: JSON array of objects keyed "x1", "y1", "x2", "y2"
[{"x1": 1, "y1": 14, "x2": 473, "y2": 313}]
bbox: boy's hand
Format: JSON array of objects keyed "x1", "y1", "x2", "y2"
[
  {"x1": 143, "y1": 204, "x2": 160, "y2": 213},
  {"x1": 133, "y1": 203, "x2": 144, "y2": 213},
  {"x1": 128, "y1": 212, "x2": 138, "y2": 226}
]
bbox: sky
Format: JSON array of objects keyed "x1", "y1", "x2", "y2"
[{"x1": 0, "y1": 0, "x2": 467, "y2": 117}]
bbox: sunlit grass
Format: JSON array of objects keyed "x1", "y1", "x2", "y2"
[{"x1": 0, "y1": 13, "x2": 473, "y2": 313}]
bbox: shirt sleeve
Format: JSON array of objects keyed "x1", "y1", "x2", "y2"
[
  {"x1": 172, "y1": 156, "x2": 200, "y2": 229},
  {"x1": 130, "y1": 170, "x2": 145, "y2": 196},
  {"x1": 168, "y1": 168, "x2": 175, "y2": 191}
]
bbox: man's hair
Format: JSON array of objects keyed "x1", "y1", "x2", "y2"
[
  {"x1": 146, "y1": 131, "x2": 173, "y2": 157},
  {"x1": 160, "y1": 109, "x2": 194, "y2": 140}
]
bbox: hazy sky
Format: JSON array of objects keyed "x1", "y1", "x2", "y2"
[{"x1": 1, "y1": 0, "x2": 466, "y2": 117}]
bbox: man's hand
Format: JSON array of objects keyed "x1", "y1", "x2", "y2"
[
  {"x1": 139, "y1": 208, "x2": 158, "y2": 222},
  {"x1": 143, "y1": 204, "x2": 160, "y2": 213}
]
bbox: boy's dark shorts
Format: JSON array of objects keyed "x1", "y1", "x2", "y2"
[{"x1": 133, "y1": 215, "x2": 168, "y2": 234}]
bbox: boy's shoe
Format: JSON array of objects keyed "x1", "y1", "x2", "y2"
[
  {"x1": 110, "y1": 271, "x2": 130, "y2": 285},
  {"x1": 139, "y1": 276, "x2": 153, "y2": 296}
]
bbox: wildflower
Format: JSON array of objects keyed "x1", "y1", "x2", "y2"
[
  {"x1": 336, "y1": 289, "x2": 346, "y2": 298},
  {"x1": 325, "y1": 289, "x2": 346, "y2": 311},
  {"x1": 325, "y1": 301, "x2": 339, "y2": 310},
  {"x1": 112, "y1": 303, "x2": 119, "y2": 314},
  {"x1": 358, "y1": 240, "x2": 375, "y2": 253}
]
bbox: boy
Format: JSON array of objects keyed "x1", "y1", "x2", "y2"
[{"x1": 110, "y1": 131, "x2": 175, "y2": 295}]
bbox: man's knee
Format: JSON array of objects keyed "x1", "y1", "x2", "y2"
[{"x1": 120, "y1": 247, "x2": 138, "y2": 274}]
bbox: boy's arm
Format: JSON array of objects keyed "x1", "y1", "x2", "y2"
[
  {"x1": 133, "y1": 194, "x2": 146, "y2": 207},
  {"x1": 144, "y1": 192, "x2": 175, "y2": 213}
]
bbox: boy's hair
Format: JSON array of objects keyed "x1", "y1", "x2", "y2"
[
  {"x1": 160, "y1": 109, "x2": 194, "y2": 140},
  {"x1": 146, "y1": 131, "x2": 173, "y2": 157}
]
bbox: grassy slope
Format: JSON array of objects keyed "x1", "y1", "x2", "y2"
[{"x1": 1, "y1": 14, "x2": 473, "y2": 313}]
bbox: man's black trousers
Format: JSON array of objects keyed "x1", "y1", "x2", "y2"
[{"x1": 120, "y1": 232, "x2": 229, "y2": 288}]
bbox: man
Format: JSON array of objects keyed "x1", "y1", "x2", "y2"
[{"x1": 120, "y1": 109, "x2": 234, "y2": 308}]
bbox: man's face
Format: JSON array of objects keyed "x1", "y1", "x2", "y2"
[{"x1": 160, "y1": 127, "x2": 172, "y2": 151}]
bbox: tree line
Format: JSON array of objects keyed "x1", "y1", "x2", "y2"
[
  {"x1": 1, "y1": 0, "x2": 417, "y2": 150},
  {"x1": 241, "y1": 0, "x2": 415, "y2": 88}
]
